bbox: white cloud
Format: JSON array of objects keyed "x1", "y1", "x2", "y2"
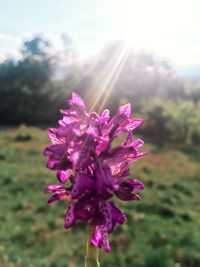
[
  {"x1": 0, "y1": 33, "x2": 20, "y2": 44},
  {"x1": 0, "y1": 33, "x2": 21, "y2": 62}
]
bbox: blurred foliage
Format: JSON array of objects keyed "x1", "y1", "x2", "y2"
[
  {"x1": 141, "y1": 98, "x2": 200, "y2": 145},
  {"x1": 0, "y1": 36, "x2": 200, "y2": 144},
  {"x1": 0, "y1": 127, "x2": 200, "y2": 267},
  {"x1": 0, "y1": 36, "x2": 71, "y2": 125}
]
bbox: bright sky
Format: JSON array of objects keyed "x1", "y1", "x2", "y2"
[{"x1": 0, "y1": 0, "x2": 200, "y2": 68}]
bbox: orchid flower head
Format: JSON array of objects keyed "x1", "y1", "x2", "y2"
[{"x1": 44, "y1": 92, "x2": 147, "y2": 252}]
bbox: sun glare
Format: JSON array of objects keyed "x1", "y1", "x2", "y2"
[
  {"x1": 77, "y1": 0, "x2": 196, "y2": 111},
  {"x1": 85, "y1": 43, "x2": 130, "y2": 112},
  {"x1": 116, "y1": 0, "x2": 193, "y2": 53}
]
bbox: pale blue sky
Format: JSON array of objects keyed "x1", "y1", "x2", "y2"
[{"x1": 0, "y1": 0, "x2": 200, "y2": 67}]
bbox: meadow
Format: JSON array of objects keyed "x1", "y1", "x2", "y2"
[{"x1": 0, "y1": 126, "x2": 200, "y2": 267}]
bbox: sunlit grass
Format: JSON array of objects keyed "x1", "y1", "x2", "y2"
[{"x1": 0, "y1": 126, "x2": 200, "y2": 267}]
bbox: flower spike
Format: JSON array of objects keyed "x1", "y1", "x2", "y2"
[{"x1": 44, "y1": 92, "x2": 147, "y2": 254}]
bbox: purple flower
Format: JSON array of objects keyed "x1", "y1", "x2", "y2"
[{"x1": 44, "y1": 92, "x2": 147, "y2": 252}]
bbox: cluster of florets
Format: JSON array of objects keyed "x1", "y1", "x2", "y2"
[{"x1": 44, "y1": 92, "x2": 147, "y2": 252}]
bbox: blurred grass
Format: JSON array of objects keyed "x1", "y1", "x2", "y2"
[{"x1": 0, "y1": 126, "x2": 200, "y2": 267}]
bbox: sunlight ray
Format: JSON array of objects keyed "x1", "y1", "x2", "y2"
[
  {"x1": 85, "y1": 44, "x2": 131, "y2": 113},
  {"x1": 98, "y1": 45, "x2": 131, "y2": 112}
]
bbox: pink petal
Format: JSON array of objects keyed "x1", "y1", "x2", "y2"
[
  {"x1": 118, "y1": 103, "x2": 131, "y2": 118},
  {"x1": 48, "y1": 128, "x2": 65, "y2": 144},
  {"x1": 57, "y1": 170, "x2": 72, "y2": 183},
  {"x1": 124, "y1": 118, "x2": 144, "y2": 131}
]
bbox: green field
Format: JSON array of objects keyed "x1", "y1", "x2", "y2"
[{"x1": 0, "y1": 126, "x2": 200, "y2": 267}]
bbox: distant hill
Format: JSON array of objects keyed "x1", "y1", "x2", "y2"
[{"x1": 177, "y1": 66, "x2": 200, "y2": 80}]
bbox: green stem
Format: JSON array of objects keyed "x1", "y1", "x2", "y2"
[{"x1": 85, "y1": 224, "x2": 100, "y2": 267}]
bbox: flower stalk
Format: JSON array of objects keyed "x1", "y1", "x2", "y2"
[{"x1": 85, "y1": 224, "x2": 100, "y2": 267}]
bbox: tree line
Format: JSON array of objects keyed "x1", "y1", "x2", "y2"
[{"x1": 0, "y1": 35, "x2": 200, "y2": 144}]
